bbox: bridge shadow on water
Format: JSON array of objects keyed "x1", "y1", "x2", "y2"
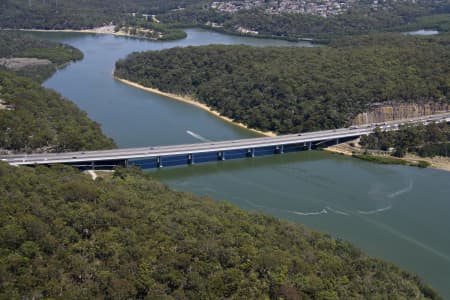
[{"x1": 149, "y1": 150, "x2": 339, "y2": 180}]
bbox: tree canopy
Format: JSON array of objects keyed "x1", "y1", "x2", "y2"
[
  {"x1": 159, "y1": 0, "x2": 450, "y2": 40},
  {"x1": 0, "y1": 0, "x2": 449, "y2": 41},
  {"x1": 0, "y1": 69, "x2": 115, "y2": 153},
  {"x1": 0, "y1": 31, "x2": 83, "y2": 82},
  {"x1": 0, "y1": 163, "x2": 442, "y2": 299},
  {"x1": 0, "y1": 0, "x2": 202, "y2": 30},
  {"x1": 360, "y1": 122, "x2": 450, "y2": 158},
  {"x1": 115, "y1": 34, "x2": 450, "y2": 134}
]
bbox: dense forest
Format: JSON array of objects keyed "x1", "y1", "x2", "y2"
[
  {"x1": 0, "y1": 31, "x2": 114, "y2": 153},
  {"x1": 115, "y1": 34, "x2": 450, "y2": 134},
  {"x1": 0, "y1": 69, "x2": 115, "y2": 153},
  {"x1": 0, "y1": 163, "x2": 441, "y2": 299},
  {"x1": 397, "y1": 13, "x2": 450, "y2": 33},
  {"x1": 0, "y1": 31, "x2": 83, "y2": 82},
  {"x1": 0, "y1": 0, "x2": 202, "y2": 29},
  {"x1": 360, "y1": 122, "x2": 450, "y2": 158},
  {"x1": 0, "y1": 6, "x2": 446, "y2": 299},
  {"x1": 0, "y1": 31, "x2": 83, "y2": 63},
  {"x1": 0, "y1": 0, "x2": 449, "y2": 40},
  {"x1": 159, "y1": 0, "x2": 450, "y2": 40}
]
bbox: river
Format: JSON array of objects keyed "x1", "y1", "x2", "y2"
[{"x1": 33, "y1": 29, "x2": 450, "y2": 297}]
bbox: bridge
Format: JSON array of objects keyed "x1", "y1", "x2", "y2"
[{"x1": 2, "y1": 114, "x2": 449, "y2": 170}]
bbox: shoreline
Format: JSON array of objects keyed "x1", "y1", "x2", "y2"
[
  {"x1": 114, "y1": 76, "x2": 276, "y2": 137},
  {"x1": 11, "y1": 26, "x2": 146, "y2": 40},
  {"x1": 14, "y1": 25, "x2": 117, "y2": 35},
  {"x1": 325, "y1": 141, "x2": 450, "y2": 172},
  {"x1": 8, "y1": 25, "x2": 316, "y2": 44}
]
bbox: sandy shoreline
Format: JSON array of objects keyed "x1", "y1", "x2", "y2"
[
  {"x1": 13, "y1": 26, "x2": 142, "y2": 39},
  {"x1": 114, "y1": 76, "x2": 276, "y2": 137},
  {"x1": 12, "y1": 26, "x2": 174, "y2": 41},
  {"x1": 325, "y1": 140, "x2": 450, "y2": 172},
  {"x1": 15, "y1": 25, "x2": 117, "y2": 35}
]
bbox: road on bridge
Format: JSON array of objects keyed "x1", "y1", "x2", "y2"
[{"x1": 1, "y1": 114, "x2": 449, "y2": 167}]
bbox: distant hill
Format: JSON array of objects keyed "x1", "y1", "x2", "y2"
[
  {"x1": 0, "y1": 0, "x2": 449, "y2": 40},
  {"x1": 0, "y1": 0, "x2": 200, "y2": 29},
  {"x1": 158, "y1": 0, "x2": 450, "y2": 40}
]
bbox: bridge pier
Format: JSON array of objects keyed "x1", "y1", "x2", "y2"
[
  {"x1": 218, "y1": 151, "x2": 225, "y2": 161},
  {"x1": 308, "y1": 141, "x2": 312, "y2": 151},
  {"x1": 188, "y1": 153, "x2": 194, "y2": 165},
  {"x1": 336, "y1": 138, "x2": 340, "y2": 145},
  {"x1": 91, "y1": 161, "x2": 95, "y2": 170},
  {"x1": 276, "y1": 145, "x2": 284, "y2": 154},
  {"x1": 247, "y1": 148, "x2": 255, "y2": 158},
  {"x1": 157, "y1": 156, "x2": 163, "y2": 168}
]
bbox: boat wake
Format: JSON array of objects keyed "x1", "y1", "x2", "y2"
[
  {"x1": 357, "y1": 205, "x2": 392, "y2": 215},
  {"x1": 388, "y1": 180, "x2": 413, "y2": 198},
  {"x1": 289, "y1": 209, "x2": 328, "y2": 216},
  {"x1": 186, "y1": 130, "x2": 210, "y2": 142},
  {"x1": 326, "y1": 206, "x2": 350, "y2": 216}
]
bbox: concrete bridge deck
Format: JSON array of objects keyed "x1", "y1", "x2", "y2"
[{"x1": 2, "y1": 114, "x2": 449, "y2": 169}]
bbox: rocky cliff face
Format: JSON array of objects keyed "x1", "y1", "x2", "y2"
[{"x1": 352, "y1": 103, "x2": 450, "y2": 125}]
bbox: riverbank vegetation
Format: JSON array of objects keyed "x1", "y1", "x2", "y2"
[
  {"x1": 0, "y1": 0, "x2": 201, "y2": 30},
  {"x1": 115, "y1": 34, "x2": 450, "y2": 134},
  {"x1": 0, "y1": 69, "x2": 115, "y2": 153},
  {"x1": 0, "y1": 31, "x2": 83, "y2": 82},
  {"x1": 352, "y1": 153, "x2": 431, "y2": 168},
  {"x1": 115, "y1": 17, "x2": 187, "y2": 41},
  {"x1": 360, "y1": 122, "x2": 450, "y2": 158},
  {"x1": 158, "y1": 0, "x2": 450, "y2": 40},
  {"x1": 1, "y1": 0, "x2": 449, "y2": 41},
  {"x1": 395, "y1": 13, "x2": 450, "y2": 34},
  {"x1": 0, "y1": 12, "x2": 445, "y2": 299},
  {"x1": 0, "y1": 162, "x2": 441, "y2": 299},
  {"x1": 0, "y1": 31, "x2": 114, "y2": 153}
]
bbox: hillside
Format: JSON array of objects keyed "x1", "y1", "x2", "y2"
[
  {"x1": 0, "y1": 163, "x2": 441, "y2": 299},
  {"x1": 158, "y1": 0, "x2": 450, "y2": 40},
  {"x1": 0, "y1": 31, "x2": 114, "y2": 153},
  {"x1": 0, "y1": 0, "x2": 200, "y2": 29},
  {"x1": 360, "y1": 122, "x2": 450, "y2": 158},
  {"x1": 114, "y1": 34, "x2": 450, "y2": 134},
  {"x1": 0, "y1": 10, "x2": 445, "y2": 300},
  {"x1": 0, "y1": 69, "x2": 115, "y2": 153},
  {"x1": 0, "y1": 31, "x2": 83, "y2": 82},
  {"x1": 0, "y1": 0, "x2": 449, "y2": 40}
]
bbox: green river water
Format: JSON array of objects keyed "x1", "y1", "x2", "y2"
[{"x1": 35, "y1": 29, "x2": 450, "y2": 297}]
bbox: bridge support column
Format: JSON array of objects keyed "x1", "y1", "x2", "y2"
[
  {"x1": 157, "y1": 156, "x2": 163, "y2": 168},
  {"x1": 308, "y1": 141, "x2": 312, "y2": 151},
  {"x1": 218, "y1": 151, "x2": 225, "y2": 161},
  {"x1": 336, "y1": 138, "x2": 340, "y2": 145},
  {"x1": 188, "y1": 154, "x2": 194, "y2": 165},
  {"x1": 280, "y1": 145, "x2": 284, "y2": 154},
  {"x1": 248, "y1": 148, "x2": 255, "y2": 158},
  {"x1": 91, "y1": 161, "x2": 95, "y2": 171}
]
